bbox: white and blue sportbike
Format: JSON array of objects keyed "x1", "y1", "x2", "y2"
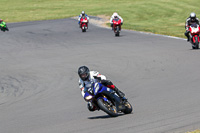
[{"x1": 85, "y1": 82, "x2": 133, "y2": 117}]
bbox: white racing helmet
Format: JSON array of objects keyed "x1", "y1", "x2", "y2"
[
  {"x1": 190, "y1": 12, "x2": 196, "y2": 21},
  {"x1": 113, "y1": 12, "x2": 118, "y2": 18},
  {"x1": 81, "y1": 11, "x2": 85, "y2": 16}
]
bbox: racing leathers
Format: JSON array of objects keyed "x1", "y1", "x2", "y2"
[
  {"x1": 110, "y1": 13, "x2": 123, "y2": 29},
  {"x1": 185, "y1": 17, "x2": 200, "y2": 41},
  {"x1": 0, "y1": 21, "x2": 7, "y2": 32},
  {"x1": 79, "y1": 71, "x2": 125, "y2": 111},
  {"x1": 78, "y1": 14, "x2": 89, "y2": 25}
]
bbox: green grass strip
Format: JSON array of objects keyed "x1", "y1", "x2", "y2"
[
  {"x1": 187, "y1": 129, "x2": 200, "y2": 133},
  {"x1": 1, "y1": 0, "x2": 200, "y2": 38}
]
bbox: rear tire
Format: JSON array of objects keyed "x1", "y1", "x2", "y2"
[
  {"x1": 97, "y1": 98, "x2": 118, "y2": 117},
  {"x1": 123, "y1": 101, "x2": 133, "y2": 114}
]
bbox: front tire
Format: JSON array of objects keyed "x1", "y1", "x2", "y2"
[
  {"x1": 115, "y1": 26, "x2": 120, "y2": 36},
  {"x1": 97, "y1": 98, "x2": 118, "y2": 117},
  {"x1": 82, "y1": 25, "x2": 86, "y2": 32},
  {"x1": 194, "y1": 37, "x2": 199, "y2": 49}
]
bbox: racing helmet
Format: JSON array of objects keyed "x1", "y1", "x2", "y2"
[
  {"x1": 113, "y1": 12, "x2": 118, "y2": 18},
  {"x1": 81, "y1": 11, "x2": 85, "y2": 16},
  {"x1": 0, "y1": 19, "x2": 3, "y2": 23},
  {"x1": 78, "y1": 66, "x2": 90, "y2": 81},
  {"x1": 190, "y1": 12, "x2": 196, "y2": 21}
]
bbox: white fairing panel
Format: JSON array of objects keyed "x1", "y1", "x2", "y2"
[{"x1": 94, "y1": 83, "x2": 100, "y2": 94}]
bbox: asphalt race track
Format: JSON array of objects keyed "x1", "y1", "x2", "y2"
[{"x1": 0, "y1": 18, "x2": 200, "y2": 133}]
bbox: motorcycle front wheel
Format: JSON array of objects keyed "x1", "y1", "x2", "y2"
[
  {"x1": 194, "y1": 36, "x2": 199, "y2": 49},
  {"x1": 82, "y1": 25, "x2": 86, "y2": 32},
  {"x1": 97, "y1": 98, "x2": 118, "y2": 117},
  {"x1": 115, "y1": 26, "x2": 120, "y2": 36},
  {"x1": 192, "y1": 36, "x2": 199, "y2": 49}
]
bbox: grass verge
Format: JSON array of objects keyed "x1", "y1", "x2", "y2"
[
  {"x1": 187, "y1": 129, "x2": 200, "y2": 133},
  {"x1": 1, "y1": 0, "x2": 199, "y2": 38},
  {"x1": 1, "y1": 0, "x2": 200, "y2": 132}
]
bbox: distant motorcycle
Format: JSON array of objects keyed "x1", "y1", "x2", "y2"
[
  {"x1": 188, "y1": 23, "x2": 200, "y2": 49},
  {"x1": 0, "y1": 24, "x2": 9, "y2": 32},
  {"x1": 80, "y1": 17, "x2": 88, "y2": 32},
  {"x1": 85, "y1": 82, "x2": 132, "y2": 117},
  {"x1": 112, "y1": 18, "x2": 122, "y2": 36}
]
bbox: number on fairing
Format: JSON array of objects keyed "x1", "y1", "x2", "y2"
[
  {"x1": 191, "y1": 27, "x2": 199, "y2": 33},
  {"x1": 94, "y1": 83, "x2": 100, "y2": 94},
  {"x1": 88, "y1": 88, "x2": 93, "y2": 94}
]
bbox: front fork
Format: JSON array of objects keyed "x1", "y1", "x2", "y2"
[
  {"x1": 113, "y1": 24, "x2": 121, "y2": 33},
  {"x1": 192, "y1": 35, "x2": 199, "y2": 43}
]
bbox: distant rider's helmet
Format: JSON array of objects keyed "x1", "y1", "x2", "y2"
[
  {"x1": 190, "y1": 12, "x2": 196, "y2": 21},
  {"x1": 78, "y1": 66, "x2": 90, "y2": 81},
  {"x1": 113, "y1": 12, "x2": 118, "y2": 18},
  {"x1": 81, "y1": 11, "x2": 85, "y2": 16}
]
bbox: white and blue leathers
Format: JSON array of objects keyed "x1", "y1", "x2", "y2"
[
  {"x1": 79, "y1": 71, "x2": 106, "y2": 100},
  {"x1": 78, "y1": 14, "x2": 90, "y2": 24}
]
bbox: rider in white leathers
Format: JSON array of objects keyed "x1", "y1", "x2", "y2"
[
  {"x1": 110, "y1": 12, "x2": 123, "y2": 29},
  {"x1": 78, "y1": 66, "x2": 125, "y2": 111}
]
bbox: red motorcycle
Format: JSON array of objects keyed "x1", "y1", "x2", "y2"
[
  {"x1": 80, "y1": 17, "x2": 88, "y2": 32},
  {"x1": 188, "y1": 23, "x2": 200, "y2": 49},
  {"x1": 112, "y1": 18, "x2": 122, "y2": 36}
]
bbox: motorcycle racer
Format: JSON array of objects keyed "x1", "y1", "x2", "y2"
[
  {"x1": 185, "y1": 12, "x2": 200, "y2": 41},
  {"x1": 78, "y1": 66, "x2": 125, "y2": 111},
  {"x1": 0, "y1": 19, "x2": 8, "y2": 32},
  {"x1": 110, "y1": 12, "x2": 123, "y2": 30},
  {"x1": 78, "y1": 11, "x2": 89, "y2": 26}
]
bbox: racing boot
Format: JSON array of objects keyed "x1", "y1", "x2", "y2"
[
  {"x1": 185, "y1": 31, "x2": 190, "y2": 41},
  {"x1": 101, "y1": 80, "x2": 125, "y2": 98},
  {"x1": 111, "y1": 24, "x2": 113, "y2": 30},
  {"x1": 113, "y1": 86, "x2": 125, "y2": 98},
  {"x1": 113, "y1": 86, "x2": 128, "y2": 104}
]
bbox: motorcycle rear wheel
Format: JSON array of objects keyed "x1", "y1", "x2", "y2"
[
  {"x1": 123, "y1": 101, "x2": 133, "y2": 114},
  {"x1": 97, "y1": 98, "x2": 118, "y2": 117}
]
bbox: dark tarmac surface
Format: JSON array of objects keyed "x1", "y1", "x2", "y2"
[{"x1": 0, "y1": 18, "x2": 200, "y2": 133}]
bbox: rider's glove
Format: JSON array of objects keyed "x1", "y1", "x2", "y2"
[{"x1": 121, "y1": 23, "x2": 123, "y2": 25}]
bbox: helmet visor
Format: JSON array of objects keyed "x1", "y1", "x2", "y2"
[
  {"x1": 80, "y1": 73, "x2": 87, "y2": 79},
  {"x1": 191, "y1": 17, "x2": 195, "y2": 21}
]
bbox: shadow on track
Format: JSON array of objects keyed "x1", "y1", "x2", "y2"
[{"x1": 88, "y1": 114, "x2": 124, "y2": 119}]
